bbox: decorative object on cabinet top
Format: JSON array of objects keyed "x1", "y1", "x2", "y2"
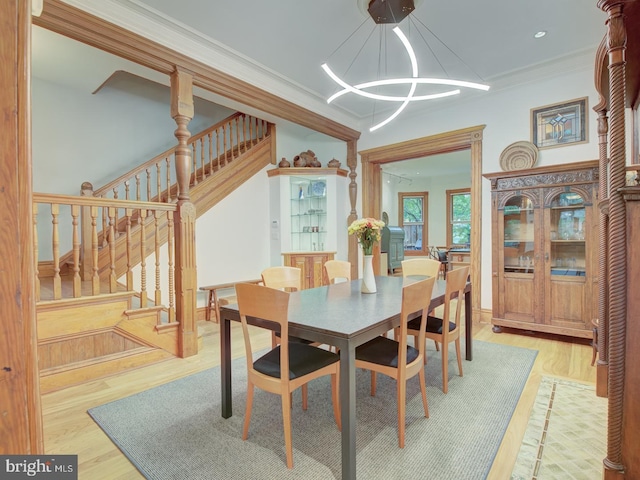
[
  {"x1": 278, "y1": 157, "x2": 290, "y2": 168},
  {"x1": 293, "y1": 150, "x2": 322, "y2": 168},
  {"x1": 499, "y1": 140, "x2": 538, "y2": 172},
  {"x1": 279, "y1": 150, "x2": 343, "y2": 169}
]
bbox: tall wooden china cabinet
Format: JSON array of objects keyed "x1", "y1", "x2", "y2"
[
  {"x1": 268, "y1": 168, "x2": 348, "y2": 288},
  {"x1": 484, "y1": 161, "x2": 598, "y2": 339}
]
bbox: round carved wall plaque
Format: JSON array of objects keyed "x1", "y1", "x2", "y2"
[{"x1": 499, "y1": 141, "x2": 539, "y2": 171}]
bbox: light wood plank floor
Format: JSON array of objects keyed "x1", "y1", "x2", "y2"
[{"x1": 41, "y1": 319, "x2": 597, "y2": 479}]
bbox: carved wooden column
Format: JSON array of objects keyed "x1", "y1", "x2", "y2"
[
  {"x1": 171, "y1": 68, "x2": 198, "y2": 357},
  {"x1": 598, "y1": 1, "x2": 627, "y2": 477},
  {"x1": 0, "y1": 0, "x2": 43, "y2": 454},
  {"x1": 470, "y1": 129, "x2": 483, "y2": 318},
  {"x1": 346, "y1": 139, "x2": 359, "y2": 279},
  {"x1": 596, "y1": 109, "x2": 610, "y2": 398}
]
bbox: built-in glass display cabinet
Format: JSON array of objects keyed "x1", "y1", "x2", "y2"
[
  {"x1": 268, "y1": 167, "x2": 348, "y2": 288},
  {"x1": 484, "y1": 161, "x2": 598, "y2": 339}
]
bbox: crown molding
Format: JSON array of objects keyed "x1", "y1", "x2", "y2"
[{"x1": 58, "y1": 0, "x2": 360, "y2": 129}]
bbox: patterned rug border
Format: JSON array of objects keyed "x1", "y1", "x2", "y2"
[{"x1": 511, "y1": 376, "x2": 606, "y2": 480}]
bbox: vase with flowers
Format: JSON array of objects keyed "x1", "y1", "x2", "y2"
[{"x1": 348, "y1": 217, "x2": 385, "y2": 293}]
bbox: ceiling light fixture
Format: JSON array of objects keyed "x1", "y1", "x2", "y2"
[
  {"x1": 322, "y1": 0, "x2": 490, "y2": 132},
  {"x1": 534, "y1": 31, "x2": 547, "y2": 39}
]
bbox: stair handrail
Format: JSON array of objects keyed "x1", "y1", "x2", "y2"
[
  {"x1": 92, "y1": 112, "x2": 268, "y2": 204},
  {"x1": 33, "y1": 192, "x2": 178, "y2": 298}
]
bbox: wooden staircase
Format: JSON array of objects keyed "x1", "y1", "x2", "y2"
[{"x1": 35, "y1": 113, "x2": 275, "y2": 392}]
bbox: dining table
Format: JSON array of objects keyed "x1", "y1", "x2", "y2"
[{"x1": 218, "y1": 275, "x2": 472, "y2": 480}]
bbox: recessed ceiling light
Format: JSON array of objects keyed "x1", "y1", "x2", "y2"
[{"x1": 534, "y1": 31, "x2": 547, "y2": 39}]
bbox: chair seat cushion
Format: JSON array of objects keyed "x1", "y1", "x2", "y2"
[
  {"x1": 274, "y1": 331, "x2": 315, "y2": 344},
  {"x1": 355, "y1": 335, "x2": 419, "y2": 367},
  {"x1": 254, "y1": 343, "x2": 339, "y2": 380},
  {"x1": 407, "y1": 315, "x2": 456, "y2": 334}
]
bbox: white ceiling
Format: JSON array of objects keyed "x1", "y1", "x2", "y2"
[
  {"x1": 32, "y1": 0, "x2": 607, "y2": 177},
  {"x1": 127, "y1": 0, "x2": 605, "y2": 122}
]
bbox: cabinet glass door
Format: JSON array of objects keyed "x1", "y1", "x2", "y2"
[
  {"x1": 549, "y1": 192, "x2": 586, "y2": 277},
  {"x1": 289, "y1": 176, "x2": 327, "y2": 251},
  {"x1": 503, "y1": 196, "x2": 535, "y2": 273}
]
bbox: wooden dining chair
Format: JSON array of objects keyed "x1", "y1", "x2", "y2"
[
  {"x1": 400, "y1": 258, "x2": 441, "y2": 350},
  {"x1": 355, "y1": 276, "x2": 436, "y2": 448},
  {"x1": 407, "y1": 265, "x2": 469, "y2": 393},
  {"x1": 401, "y1": 258, "x2": 441, "y2": 279},
  {"x1": 324, "y1": 260, "x2": 351, "y2": 284},
  {"x1": 261, "y1": 266, "x2": 306, "y2": 348},
  {"x1": 235, "y1": 282, "x2": 341, "y2": 469}
]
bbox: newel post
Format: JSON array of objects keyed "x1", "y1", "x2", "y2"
[{"x1": 171, "y1": 68, "x2": 198, "y2": 357}]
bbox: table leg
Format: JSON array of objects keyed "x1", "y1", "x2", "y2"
[
  {"x1": 339, "y1": 344, "x2": 356, "y2": 480},
  {"x1": 465, "y1": 288, "x2": 472, "y2": 361},
  {"x1": 221, "y1": 316, "x2": 232, "y2": 418}
]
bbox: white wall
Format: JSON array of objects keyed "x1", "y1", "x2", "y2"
[
  {"x1": 382, "y1": 162, "x2": 471, "y2": 247},
  {"x1": 357, "y1": 57, "x2": 601, "y2": 310},
  {"x1": 32, "y1": 77, "x2": 231, "y2": 195}
]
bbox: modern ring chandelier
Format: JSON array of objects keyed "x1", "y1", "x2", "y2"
[{"x1": 322, "y1": 0, "x2": 490, "y2": 132}]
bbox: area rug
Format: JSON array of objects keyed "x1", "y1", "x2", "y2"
[
  {"x1": 511, "y1": 377, "x2": 607, "y2": 480},
  {"x1": 88, "y1": 341, "x2": 537, "y2": 480}
]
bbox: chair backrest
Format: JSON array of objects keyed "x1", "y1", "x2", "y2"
[
  {"x1": 235, "y1": 282, "x2": 291, "y2": 379},
  {"x1": 397, "y1": 276, "x2": 436, "y2": 367},
  {"x1": 261, "y1": 266, "x2": 302, "y2": 292},
  {"x1": 441, "y1": 266, "x2": 470, "y2": 333},
  {"x1": 324, "y1": 260, "x2": 351, "y2": 284},
  {"x1": 401, "y1": 258, "x2": 441, "y2": 278}
]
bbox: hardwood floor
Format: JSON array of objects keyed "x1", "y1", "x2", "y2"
[{"x1": 41, "y1": 318, "x2": 596, "y2": 479}]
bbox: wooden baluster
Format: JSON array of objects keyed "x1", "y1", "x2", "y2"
[
  {"x1": 191, "y1": 143, "x2": 197, "y2": 186},
  {"x1": 108, "y1": 207, "x2": 117, "y2": 293},
  {"x1": 91, "y1": 206, "x2": 100, "y2": 295},
  {"x1": 51, "y1": 204, "x2": 61, "y2": 300},
  {"x1": 135, "y1": 174, "x2": 141, "y2": 202},
  {"x1": 167, "y1": 211, "x2": 175, "y2": 323},
  {"x1": 139, "y1": 209, "x2": 148, "y2": 308},
  {"x1": 222, "y1": 124, "x2": 228, "y2": 167},
  {"x1": 101, "y1": 203, "x2": 108, "y2": 248},
  {"x1": 80, "y1": 182, "x2": 94, "y2": 281},
  {"x1": 154, "y1": 210, "x2": 161, "y2": 307},
  {"x1": 165, "y1": 157, "x2": 171, "y2": 202},
  {"x1": 239, "y1": 115, "x2": 246, "y2": 152},
  {"x1": 33, "y1": 203, "x2": 40, "y2": 302},
  {"x1": 124, "y1": 180, "x2": 130, "y2": 200},
  {"x1": 208, "y1": 132, "x2": 213, "y2": 175},
  {"x1": 250, "y1": 116, "x2": 255, "y2": 145},
  {"x1": 112, "y1": 189, "x2": 119, "y2": 238},
  {"x1": 156, "y1": 162, "x2": 161, "y2": 202},
  {"x1": 146, "y1": 168, "x2": 151, "y2": 201},
  {"x1": 215, "y1": 128, "x2": 221, "y2": 172},
  {"x1": 235, "y1": 116, "x2": 240, "y2": 158},
  {"x1": 71, "y1": 204, "x2": 81, "y2": 298},
  {"x1": 200, "y1": 137, "x2": 205, "y2": 181},
  {"x1": 125, "y1": 208, "x2": 133, "y2": 291}
]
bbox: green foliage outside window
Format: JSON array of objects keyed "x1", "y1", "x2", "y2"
[
  {"x1": 452, "y1": 192, "x2": 471, "y2": 244},
  {"x1": 403, "y1": 197, "x2": 423, "y2": 223}
]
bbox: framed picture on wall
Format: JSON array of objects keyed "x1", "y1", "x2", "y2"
[{"x1": 531, "y1": 97, "x2": 588, "y2": 149}]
